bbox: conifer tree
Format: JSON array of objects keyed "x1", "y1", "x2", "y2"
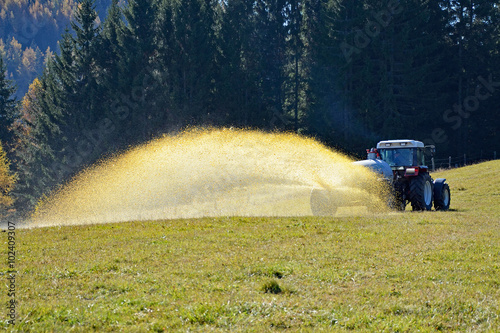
[
  {"x1": 170, "y1": 0, "x2": 218, "y2": 123},
  {"x1": 283, "y1": 0, "x2": 304, "y2": 132},
  {"x1": 120, "y1": 0, "x2": 160, "y2": 141},
  {"x1": 100, "y1": 0, "x2": 124, "y2": 91},
  {"x1": 252, "y1": 0, "x2": 289, "y2": 129},
  {"x1": 0, "y1": 55, "x2": 17, "y2": 147},
  {"x1": 217, "y1": 0, "x2": 260, "y2": 126},
  {"x1": 71, "y1": 0, "x2": 101, "y2": 128},
  {"x1": 301, "y1": 0, "x2": 333, "y2": 139}
]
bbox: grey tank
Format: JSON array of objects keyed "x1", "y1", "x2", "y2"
[{"x1": 353, "y1": 159, "x2": 393, "y2": 184}]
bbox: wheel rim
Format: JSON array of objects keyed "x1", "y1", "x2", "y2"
[
  {"x1": 443, "y1": 188, "x2": 450, "y2": 207},
  {"x1": 424, "y1": 181, "x2": 432, "y2": 206}
]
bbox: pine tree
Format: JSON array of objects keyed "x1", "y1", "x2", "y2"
[
  {"x1": 216, "y1": 0, "x2": 260, "y2": 126},
  {"x1": 52, "y1": 30, "x2": 76, "y2": 130},
  {"x1": 170, "y1": 0, "x2": 218, "y2": 124},
  {"x1": 13, "y1": 0, "x2": 102, "y2": 209},
  {"x1": 252, "y1": 0, "x2": 289, "y2": 129},
  {"x1": 71, "y1": 0, "x2": 101, "y2": 128},
  {"x1": 283, "y1": 0, "x2": 305, "y2": 132},
  {"x1": 301, "y1": 0, "x2": 334, "y2": 139},
  {"x1": 303, "y1": 0, "x2": 360, "y2": 146},
  {"x1": 123, "y1": 0, "x2": 158, "y2": 66},
  {"x1": 99, "y1": 0, "x2": 124, "y2": 92},
  {"x1": 155, "y1": 0, "x2": 179, "y2": 128},
  {"x1": 0, "y1": 54, "x2": 17, "y2": 148},
  {"x1": 120, "y1": 0, "x2": 161, "y2": 141}
]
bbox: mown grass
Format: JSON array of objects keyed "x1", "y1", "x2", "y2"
[{"x1": 1, "y1": 161, "x2": 499, "y2": 331}]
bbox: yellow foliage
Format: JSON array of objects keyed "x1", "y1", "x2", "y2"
[
  {"x1": 22, "y1": 47, "x2": 38, "y2": 72},
  {"x1": 0, "y1": 141, "x2": 16, "y2": 211},
  {"x1": 19, "y1": 77, "x2": 42, "y2": 127}
]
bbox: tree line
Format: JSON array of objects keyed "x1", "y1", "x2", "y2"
[{"x1": 0, "y1": 0, "x2": 499, "y2": 214}]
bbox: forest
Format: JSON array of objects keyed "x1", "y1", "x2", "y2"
[{"x1": 0, "y1": 0, "x2": 499, "y2": 214}]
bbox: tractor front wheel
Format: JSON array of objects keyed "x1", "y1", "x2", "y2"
[{"x1": 409, "y1": 174, "x2": 434, "y2": 211}]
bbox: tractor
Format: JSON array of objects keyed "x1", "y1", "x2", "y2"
[
  {"x1": 310, "y1": 139, "x2": 451, "y2": 215},
  {"x1": 361, "y1": 140, "x2": 450, "y2": 211}
]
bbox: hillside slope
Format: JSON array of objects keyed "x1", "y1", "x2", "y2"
[{"x1": 433, "y1": 160, "x2": 500, "y2": 218}]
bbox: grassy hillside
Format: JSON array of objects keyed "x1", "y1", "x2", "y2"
[
  {"x1": 433, "y1": 160, "x2": 500, "y2": 219},
  {"x1": 1, "y1": 161, "x2": 499, "y2": 331}
]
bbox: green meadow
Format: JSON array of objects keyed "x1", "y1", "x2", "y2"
[{"x1": 1, "y1": 161, "x2": 499, "y2": 332}]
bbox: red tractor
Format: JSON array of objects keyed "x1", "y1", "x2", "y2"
[
  {"x1": 310, "y1": 140, "x2": 451, "y2": 215},
  {"x1": 368, "y1": 140, "x2": 450, "y2": 211}
]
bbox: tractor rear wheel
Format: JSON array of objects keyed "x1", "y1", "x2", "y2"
[
  {"x1": 394, "y1": 194, "x2": 406, "y2": 211},
  {"x1": 310, "y1": 188, "x2": 337, "y2": 216},
  {"x1": 434, "y1": 183, "x2": 450, "y2": 211},
  {"x1": 409, "y1": 174, "x2": 434, "y2": 211},
  {"x1": 387, "y1": 187, "x2": 406, "y2": 211}
]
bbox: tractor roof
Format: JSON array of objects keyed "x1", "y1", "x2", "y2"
[{"x1": 377, "y1": 140, "x2": 424, "y2": 149}]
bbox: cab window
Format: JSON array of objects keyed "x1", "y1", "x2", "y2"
[
  {"x1": 417, "y1": 148, "x2": 425, "y2": 166},
  {"x1": 379, "y1": 148, "x2": 415, "y2": 166}
]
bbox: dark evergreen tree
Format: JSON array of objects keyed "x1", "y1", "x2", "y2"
[
  {"x1": 155, "y1": 0, "x2": 180, "y2": 129},
  {"x1": 300, "y1": 0, "x2": 328, "y2": 132},
  {"x1": 120, "y1": 0, "x2": 162, "y2": 141},
  {"x1": 170, "y1": 0, "x2": 218, "y2": 124},
  {"x1": 283, "y1": 0, "x2": 304, "y2": 132},
  {"x1": 94, "y1": 0, "x2": 129, "y2": 150},
  {"x1": 437, "y1": 0, "x2": 500, "y2": 157},
  {"x1": 249, "y1": 0, "x2": 290, "y2": 129},
  {"x1": 0, "y1": 55, "x2": 18, "y2": 148},
  {"x1": 216, "y1": 0, "x2": 262, "y2": 127},
  {"x1": 71, "y1": 0, "x2": 101, "y2": 127},
  {"x1": 13, "y1": 0, "x2": 102, "y2": 208},
  {"x1": 100, "y1": 0, "x2": 123, "y2": 86}
]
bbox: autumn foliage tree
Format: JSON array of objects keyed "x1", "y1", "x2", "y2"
[{"x1": 0, "y1": 141, "x2": 16, "y2": 214}]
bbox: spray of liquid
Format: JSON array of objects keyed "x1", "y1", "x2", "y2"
[{"x1": 30, "y1": 128, "x2": 387, "y2": 227}]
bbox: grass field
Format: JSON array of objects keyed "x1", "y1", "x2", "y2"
[{"x1": 1, "y1": 161, "x2": 499, "y2": 332}]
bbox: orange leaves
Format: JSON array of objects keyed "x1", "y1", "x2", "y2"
[{"x1": 0, "y1": 141, "x2": 16, "y2": 211}]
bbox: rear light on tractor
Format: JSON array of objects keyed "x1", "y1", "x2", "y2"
[{"x1": 405, "y1": 167, "x2": 419, "y2": 176}]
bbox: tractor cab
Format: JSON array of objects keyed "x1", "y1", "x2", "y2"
[{"x1": 376, "y1": 140, "x2": 430, "y2": 176}]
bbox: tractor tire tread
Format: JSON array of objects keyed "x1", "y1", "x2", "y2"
[{"x1": 409, "y1": 173, "x2": 433, "y2": 211}]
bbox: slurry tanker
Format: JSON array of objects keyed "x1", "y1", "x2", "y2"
[{"x1": 311, "y1": 140, "x2": 451, "y2": 215}]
